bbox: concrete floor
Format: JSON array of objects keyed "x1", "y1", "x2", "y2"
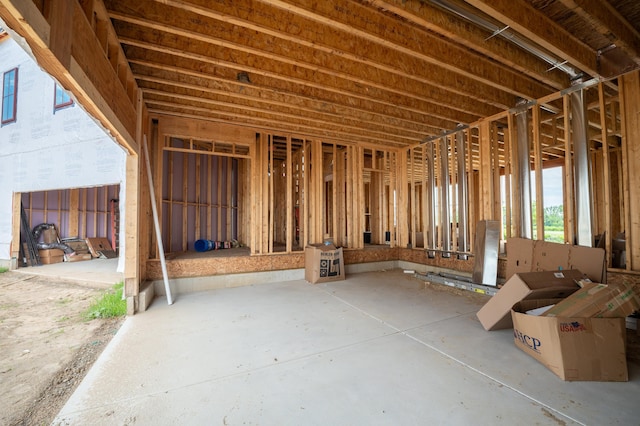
[
  {"x1": 16, "y1": 257, "x2": 122, "y2": 285},
  {"x1": 53, "y1": 269, "x2": 639, "y2": 425}
]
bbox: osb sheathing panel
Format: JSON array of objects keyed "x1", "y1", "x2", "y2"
[
  {"x1": 398, "y1": 248, "x2": 474, "y2": 273},
  {"x1": 147, "y1": 248, "x2": 509, "y2": 280},
  {"x1": 343, "y1": 247, "x2": 400, "y2": 264},
  {"x1": 146, "y1": 253, "x2": 305, "y2": 280}
]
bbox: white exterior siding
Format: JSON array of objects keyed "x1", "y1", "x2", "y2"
[{"x1": 0, "y1": 35, "x2": 127, "y2": 265}]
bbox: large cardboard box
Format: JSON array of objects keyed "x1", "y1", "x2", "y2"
[
  {"x1": 543, "y1": 281, "x2": 640, "y2": 318},
  {"x1": 38, "y1": 248, "x2": 64, "y2": 265},
  {"x1": 511, "y1": 299, "x2": 627, "y2": 381},
  {"x1": 506, "y1": 238, "x2": 606, "y2": 283},
  {"x1": 305, "y1": 244, "x2": 345, "y2": 284},
  {"x1": 476, "y1": 270, "x2": 584, "y2": 331}
]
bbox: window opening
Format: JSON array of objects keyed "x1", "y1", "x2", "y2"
[
  {"x1": 2, "y1": 67, "x2": 18, "y2": 124},
  {"x1": 54, "y1": 83, "x2": 73, "y2": 111}
]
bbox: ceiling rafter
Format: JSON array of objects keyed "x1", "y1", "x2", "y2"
[
  {"x1": 223, "y1": 0, "x2": 556, "y2": 100},
  {"x1": 137, "y1": 75, "x2": 430, "y2": 143},
  {"x1": 130, "y1": 62, "x2": 443, "y2": 137},
  {"x1": 463, "y1": 0, "x2": 600, "y2": 77},
  {"x1": 146, "y1": 101, "x2": 409, "y2": 148},
  {"x1": 106, "y1": 2, "x2": 518, "y2": 112},
  {"x1": 556, "y1": 0, "x2": 640, "y2": 66},
  {"x1": 361, "y1": 0, "x2": 570, "y2": 91}
]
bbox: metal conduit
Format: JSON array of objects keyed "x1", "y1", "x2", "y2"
[
  {"x1": 429, "y1": 0, "x2": 580, "y2": 79},
  {"x1": 440, "y1": 137, "x2": 451, "y2": 255},
  {"x1": 571, "y1": 89, "x2": 594, "y2": 246},
  {"x1": 427, "y1": 142, "x2": 437, "y2": 254},
  {"x1": 456, "y1": 130, "x2": 469, "y2": 253},
  {"x1": 516, "y1": 108, "x2": 533, "y2": 238}
]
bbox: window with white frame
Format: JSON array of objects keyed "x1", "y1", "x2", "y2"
[{"x1": 2, "y1": 67, "x2": 18, "y2": 124}]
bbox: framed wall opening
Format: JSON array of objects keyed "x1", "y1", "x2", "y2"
[{"x1": 18, "y1": 184, "x2": 121, "y2": 268}]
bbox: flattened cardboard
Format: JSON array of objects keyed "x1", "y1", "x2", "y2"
[
  {"x1": 86, "y1": 238, "x2": 115, "y2": 258},
  {"x1": 476, "y1": 270, "x2": 584, "y2": 331},
  {"x1": 543, "y1": 282, "x2": 640, "y2": 318},
  {"x1": 512, "y1": 299, "x2": 627, "y2": 381},
  {"x1": 305, "y1": 244, "x2": 345, "y2": 284},
  {"x1": 533, "y1": 242, "x2": 570, "y2": 274},
  {"x1": 506, "y1": 238, "x2": 606, "y2": 283}
]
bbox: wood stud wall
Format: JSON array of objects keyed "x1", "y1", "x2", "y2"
[
  {"x1": 22, "y1": 185, "x2": 119, "y2": 241},
  {"x1": 399, "y1": 73, "x2": 636, "y2": 268},
  {"x1": 12, "y1": 70, "x2": 638, "y2": 280}
]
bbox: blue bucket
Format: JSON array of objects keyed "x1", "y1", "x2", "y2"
[{"x1": 194, "y1": 239, "x2": 214, "y2": 252}]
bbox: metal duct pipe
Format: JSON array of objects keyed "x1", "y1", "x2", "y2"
[
  {"x1": 429, "y1": 0, "x2": 580, "y2": 79},
  {"x1": 456, "y1": 130, "x2": 469, "y2": 252},
  {"x1": 427, "y1": 142, "x2": 437, "y2": 254},
  {"x1": 516, "y1": 108, "x2": 533, "y2": 238},
  {"x1": 32, "y1": 223, "x2": 55, "y2": 241},
  {"x1": 571, "y1": 89, "x2": 594, "y2": 246},
  {"x1": 440, "y1": 137, "x2": 451, "y2": 255},
  {"x1": 37, "y1": 241, "x2": 75, "y2": 255}
]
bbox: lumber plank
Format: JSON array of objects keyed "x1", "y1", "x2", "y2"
[{"x1": 598, "y1": 82, "x2": 613, "y2": 267}]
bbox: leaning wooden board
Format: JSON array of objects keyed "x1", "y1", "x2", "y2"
[{"x1": 85, "y1": 238, "x2": 117, "y2": 258}]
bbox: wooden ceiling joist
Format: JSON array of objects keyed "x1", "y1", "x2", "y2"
[
  {"x1": 4, "y1": 0, "x2": 639, "y2": 150},
  {"x1": 464, "y1": 0, "x2": 599, "y2": 77},
  {"x1": 107, "y1": 6, "x2": 513, "y2": 116}
]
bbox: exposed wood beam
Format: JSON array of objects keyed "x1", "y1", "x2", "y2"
[
  {"x1": 246, "y1": 0, "x2": 555, "y2": 100},
  {"x1": 464, "y1": 0, "x2": 600, "y2": 78},
  {"x1": 119, "y1": 39, "x2": 485, "y2": 127},
  {"x1": 139, "y1": 83, "x2": 420, "y2": 146},
  {"x1": 146, "y1": 102, "x2": 409, "y2": 148},
  {"x1": 106, "y1": 0, "x2": 519, "y2": 112},
  {"x1": 366, "y1": 0, "x2": 569, "y2": 91},
  {"x1": 134, "y1": 71, "x2": 433, "y2": 142},
  {"x1": 556, "y1": 0, "x2": 640, "y2": 66},
  {"x1": 128, "y1": 59, "x2": 447, "y2": 136},
  {"x1": 109, "y1": 14, "x2": 504, "y2": 122}
]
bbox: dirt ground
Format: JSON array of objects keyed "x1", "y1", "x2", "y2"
[{"x1": 0, "y1": 270, "x2": 124, "y2": 426}]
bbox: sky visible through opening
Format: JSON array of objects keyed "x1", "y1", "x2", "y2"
[{"x1": 540, "y1": 166, "x2": 563, "y2": 207}]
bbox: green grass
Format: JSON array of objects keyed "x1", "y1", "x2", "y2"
[
  {"x1": 0, "y1": 267, "x2": 8, "y2": 273},
  {"x1": 83, "y1": 282, "x2": 126, "y2": 320}
]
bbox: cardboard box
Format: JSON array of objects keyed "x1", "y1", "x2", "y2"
[
  {"x1": 543, "y1": 281, "x2": 640, "y2": 319},
  {"x1": 42, "y1": 227, "x2": 58, "y2": 244},
  {"x1": 506, "y1": 238, "x2": 606, "y2": 283},
  {"x1": 305, "y1": 244, "x2": 345, "y2": 284},
  {"x1": 511, "y1": 299, "x2": 627, "y2": 381},
  {"x1": 38, "y1": 248, "x2": 64, "y2": 264},
  {"x1": 476, "y1": 270, "x2": 584, "y2": 331}
]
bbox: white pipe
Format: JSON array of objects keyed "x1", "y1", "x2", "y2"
[
  {"x1": 143, "y1": 136, "x2": 173, "y2": 305},
  {"x1": 571, "y1": 89, "x2": 594, "y2": 247},
  {"x1": 456, "y1": 130, "x2": 468, "y2": 252},
  {"x1": 439, "y1": 137, "x2": 451, "y2": 253}
]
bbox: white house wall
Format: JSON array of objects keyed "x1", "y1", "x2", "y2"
[{"x1": 0, "y1": 36, "x2": 127, "y2": 265}]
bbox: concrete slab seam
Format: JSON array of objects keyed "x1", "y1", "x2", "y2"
[
  {"x1": 318, "y1": 286, "x2": 585, "y2": 426},
  {"x1": 59, "y1": 329, "x2": 414, "y2": 416}
]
